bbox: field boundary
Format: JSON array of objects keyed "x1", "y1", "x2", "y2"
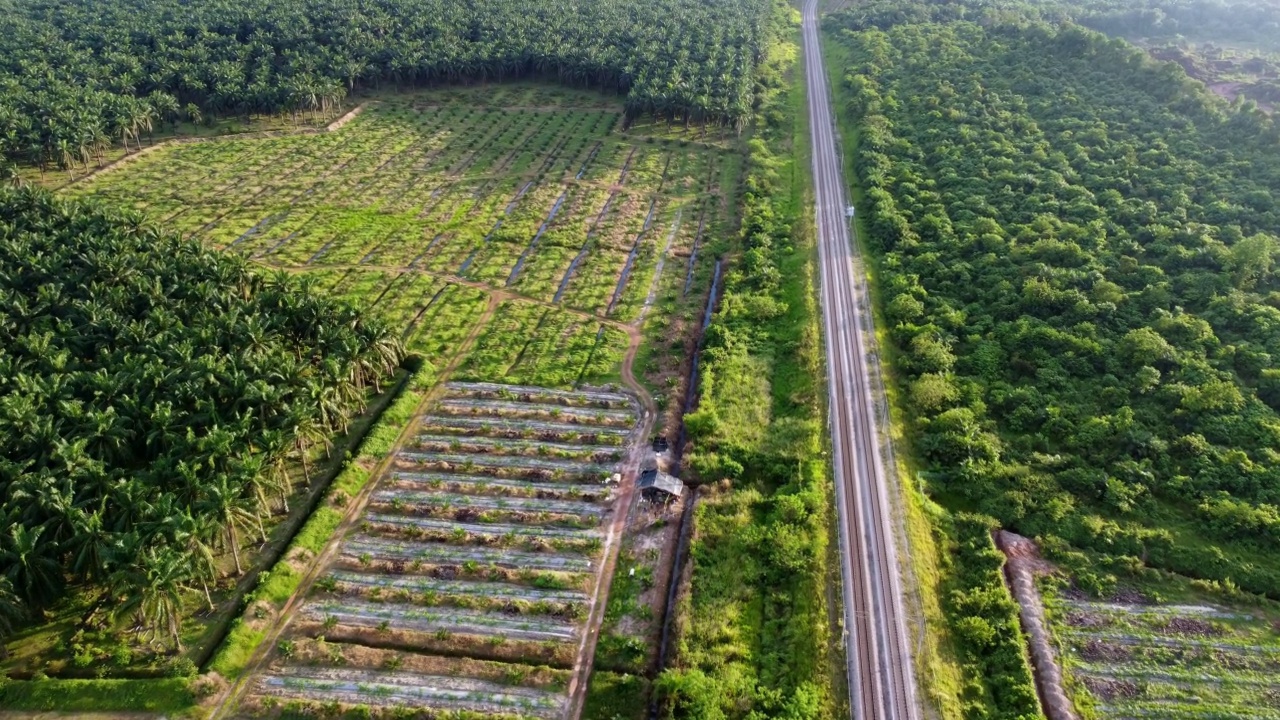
[{"x1": 565, "y1": 327, "x2": 657, "y2": 719}]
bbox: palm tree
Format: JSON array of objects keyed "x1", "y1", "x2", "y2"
[
  {"x1": 111, "y1": 546, "x2": 192, "y2": 651},
  {"x1": 0, "y1": 577, "x2": 27, "y2": 644},
  {"x1": 0, "y1": 162, "x2": 21, "y2": 188},
  {"x1": 0, "y1": 524, "x2": 64, "y2": 609},
  {"x1": 172, "y1": 512, "x2": 218, "y2": 612},
  {"x1": 69, "y1": 508, "x2": 114, "y2": 584},
  {"x1": 196, "y1": 477, "x2": 256, "y2": 576}
]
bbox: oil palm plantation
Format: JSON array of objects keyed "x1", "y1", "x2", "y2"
[{"x1": 0, "y1": 187, "x2": 403, "y2": 644}]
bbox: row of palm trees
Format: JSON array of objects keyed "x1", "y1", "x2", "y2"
[
  {"x1": 0, "y1": 78, "x2": 346, "y2": 180},
  {"x1": 0, "y1": 0, "x2": 773, "y2": 165},
  {"x1": 0, "y1": 188, "x2": 404, "y2": 651}
]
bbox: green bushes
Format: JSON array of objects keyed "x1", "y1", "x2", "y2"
[
  {"x1": 0, "y1": 677, "x2": 194, "y2": 712},
  {"x1": 829, "y1": 11, "x2": 1280, "y2": 604},
  {"x1": 660, "y1": 7, "x2": 833, "y2": 717},
  {"x1": 585, "y1": 672, "x2": 650, "y2": 720},
  {"x1": 939, "y1": 514, "x2": 1041, "y2": 720}
]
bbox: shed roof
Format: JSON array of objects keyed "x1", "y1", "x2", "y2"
[{"x1": 638, "y1": 468, "x2": 684, "y2": 497}]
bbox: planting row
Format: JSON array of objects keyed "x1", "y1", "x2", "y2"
[
  {"x1": 68, "y1": 88, "x2": 734, "y2": 321},
  {"x1": 246, "y1": 383, "x2": 641, "y2": 717},
  {"x1": 1048, "y1": 592, "x2": 1280, "y2": 719}
]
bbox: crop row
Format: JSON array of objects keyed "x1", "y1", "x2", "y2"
[
  {"x1": 438, "y1": 394, "x2": 633, "y2": 424},
  {"x1": 302, "y1": 599, "x2": 576, "y2": 642},
  {"x1": 257, "y1": 666, "x2": 564, "y2": 718},
  {"x1": 342, "y1": 534, "x2": 594, "y2": 572},
  {"x1": 363, "y1": 514, "x2": 599, "y2": 544},
  {"x1": 444, "y1": 380, "x2": 633, "y2": 407},
  {"x1": 386, "y1": 470, "x2": 606, "y2": 497},
  {"x1": 417, "y1": 414, "x2": 631, "y2": 441},
  {"x1": 408, "y1": 433, "x2": 622, "y2": 463},
  {"x1": 370, "y1": 488, "x2": 606, "y2": 519},
  {"x1": 324, "y1": 569, "x2": 586, "y2": 604},
  {"x1": 396, "y1": 448, "x2": 616, "y2": 475}
]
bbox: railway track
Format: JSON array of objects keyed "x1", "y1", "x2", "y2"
[{"x1": 801, "y1": 1, "x2": 921, "y2": 718}]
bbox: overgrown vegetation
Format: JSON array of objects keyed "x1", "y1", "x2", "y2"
[
  {"x1": 828, "y1": 0, "x2": 1280, "y2": 51},
  {"x1": 0, "y1": 188, "x2": 401, "y2": 654},
  {"x1": 660, "y1": 6, "x2": 833, "y2": 718},
  {"x1": 937, "y1": 514, "x2": 1041, "y2": 720}
]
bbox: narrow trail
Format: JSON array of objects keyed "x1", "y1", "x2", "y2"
[
  {"x1": 564, "y1": 325, "x2": 656, "y2": 720},
  {"x1": 206, "y1": 295, "x2": 501, "y2": 720}
]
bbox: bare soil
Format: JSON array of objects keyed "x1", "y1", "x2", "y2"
[
  {"x1": 1080, "y1": 676, "x2": 1140, "y2": 701},
  {"x1": 1159, "y1": 617, "x2": 1224, "y2": 638},
  {"x1": 995, "y1": 530, "x2": 1080, "y2": 720},
  {"x1": 1078, "y1": 639, "x2": 1133, "y2": 663},
  {"x1": 292, "y1": 621, "x2": 575, "y2": 667},
  {"x1": 1064, "y1": 611, "x2": 1112, "y2": 630}
]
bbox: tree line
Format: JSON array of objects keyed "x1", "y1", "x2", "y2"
[
  {"x1": 826, "y1": 0, "x2": 1280, "y2": 49},
  {"x1": 0, "y1": 188, "x2": 403, "y2": 650},
  {"x1": 0, "y1": 0, "x2": 775, "y2": 174},
  {"x1": 832, "y1": 7, "x2": 1280, "y2": 601}
]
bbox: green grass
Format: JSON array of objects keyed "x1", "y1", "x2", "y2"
[
  {"x1": 593, "y1": 547, "x2": 654, "y2": 674},
  {"x1": 584, "y1": 671, "x2": 650, "y2": 720},
  {"x1": 0, "y1": 677, "x2": 195, "y2": 713}
]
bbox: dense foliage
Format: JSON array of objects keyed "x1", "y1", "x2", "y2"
[
  {"x1": 0, "y1": 0, "x2": 774, "y2": 170},
  {"x1": 832, "y1": 13, "x2": 1280, "y2": 599},
  {"x1": 940, "y1": 514, "x2": 1040, "y2": 720},
  {"x1": 828, "y1": 0, "x2": 1280, "y2": 50},
  {"x1": 0, "y1": 188, "x2": 401, "y2": 645}
]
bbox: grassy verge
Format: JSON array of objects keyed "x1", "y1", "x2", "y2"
[
  {"x1": 584, "y1": 671, "x2": 650, "y2": 720},
  {"x1": 206, "y1": 360, "x2": 435, "y2": 681},
  {"x1": 819, "y1": 32, "x2": 969, "y2": 718},
  {"x1": 0, "y1": 677, "x2": 195, "y2": 713}
]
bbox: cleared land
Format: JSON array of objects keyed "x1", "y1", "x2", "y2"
[
  {"x1": 236, "y1": 382, "x2": 643, "y2": 717},
  {"x1": 67, "y1": 85, "x2": 738, "y2": 387},
  {"x1": 1045, "y1": 585, "x2": 1280, "y2": 720},
  {"x1": 23, "y1": 82, "x2": 737, "y2": 715}
]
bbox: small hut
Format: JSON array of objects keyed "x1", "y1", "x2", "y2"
[{"x1": 638, "y1": 468, "x2": 684, "y2": 504}]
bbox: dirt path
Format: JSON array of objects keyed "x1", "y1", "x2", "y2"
[
  {"x1": 206, "y1": 295, "x2": 500, "y2": 720},
  {"x1": 564, "y1": 326, "x2": 656, "y2": 719},
  {"x1": 996, "y1": 531, "x2": 1078, "y2": 720}
]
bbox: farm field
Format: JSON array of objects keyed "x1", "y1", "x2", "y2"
[
  {"x1": 66, "y1": 84, "x2": 739, "y2": 388},
  {"x1": 238, "y1": 382, "x2": 643, "y2": 718},
  {"x1": 35, "y1": 81, "x2": 742, "y2": 716},
  {"x1": 1046, "y1": 583, "x2": 1280, "y2": 719}
]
